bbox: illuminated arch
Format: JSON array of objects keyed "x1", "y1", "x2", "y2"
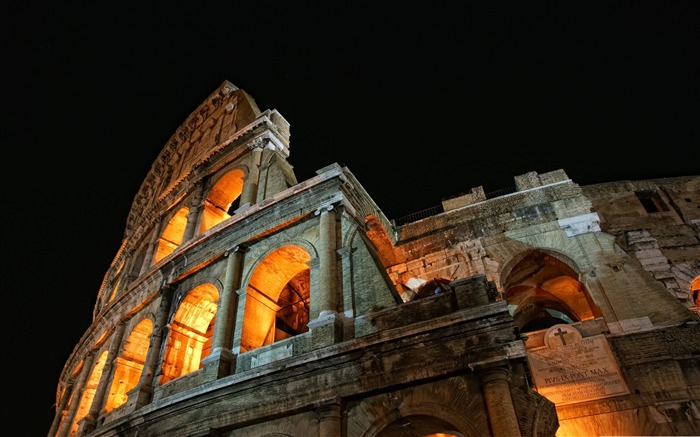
[
  {"x1": 501, "y1": 250, "x2": 599, "y2": 333},
  {"x1": 153, "y1": 206, "x2": 189, "y2": 264},
  {"x1": 107, "y1": 259, "x2": 125, "y2": 302},
  {"x1": 160, "y1": 283, "x2": 218, "y2": 383},
  {"x1": 103, "y1": 319, "x2": 152, "y2": 412},
  {"x1": 70, "y1": 350, "x2": 109, "y2": 436},
  {"x1": 240, "y1": 244, "x2": 312, "y2": 352},
  {"x1": 199, "y1": 169, "x2": 245, "y2": 233}
]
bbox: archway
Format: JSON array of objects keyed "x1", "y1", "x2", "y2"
[
  {"x1": 200, "y1": 169, "x2": 245, "y2": 233},
  {"x1": 159, "y1": 283, "x2": 218, "y2": 383},
  {"x1": 502, "y1": 250, "x2": 598, "y2": 333},
  {"x1": 104, "y1": 319, "x2": 152, "y2": 412},
  {"x1": 240, "y1": 245, "x2": 311, "y2": 352},
  {"x1": 153, "y1": 206, "x2": 189, "y2": 264}
]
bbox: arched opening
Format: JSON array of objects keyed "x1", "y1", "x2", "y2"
[
  {"x1": 103, "y1": 319, "x2": 152, "y2": 412},
  {"x1": 377, "y1": 415, "x2": 464, "y2": 437},
  {"x1": 240, "y1": 245, "x2": 311, "y2": 352},
  {"x1": 159, "y1": 283, "x2": 218, "y2": 384},
  {"x1": 200, "y1": 169, "x2": 245, "y2": 233},
  {"x1": 107, "y1": 259, "x2": 125, "y2": 302},
  {"x1": 503, "y1": 251, "x2": 598, "y2": 333},
  {"x1": 70, "y1": 350, "x2": 109, "y2": 435},
  {"x1": 153, "y1": 207, "x2": 189, "y2": 264},
  {"x1": 691, "y1": 274, "x2": 700, "y2": 308}
]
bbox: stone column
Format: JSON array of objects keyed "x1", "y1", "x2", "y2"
[
  {"x1": 139, "y1": 218, "x2": 164, "y2": 276},
  {"x1": 47, "y1": 381, "x2": 74, "y2": 437},
  {"x1": 239, "y1": 139, "x2": 264, "y2": 207},
  {"x1": 308, "y1": 204, "x2": 342, "y2": 349},
  {"x1": 121, "y1": 249, "x2": 139, "y2": 290},
  {"x1": 315, "y1": 204, "x2": 338, "y2": 315},
  {"x1": 80, "y1": 322, "x2": 127, "y2": 434},
  {"x1": 56, "y1": 352, "x2": 96, "y2": 437},
  {"x1": 317, "y1": 401, "x2": 342, "y2": 437},
  {"x1": 338, "y1": 246, "x2": 355, "y2": 318},
  {"x1": 182, "y1": 180, "x2": 205, "y2": 243},
  {"x1": 131, "y1": 285, "x2": 174, "y2": 409},
  {"x1": 201, "y1": 246, "x2": 246, "y2": 378},
  {"x1": 476, "y1": 364, "x2": 521, "y2": 437},
  {"x1": 231, "y1": 287, "x2": 248, "y2": 357}
]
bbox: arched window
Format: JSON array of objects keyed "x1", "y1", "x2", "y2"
[
  {"x1": 153, "y1": 207, "x2": 189, "y2": 264},
  {"x1": 199, "y1": 169, "x2": 245, "y2": 233},
  {"x1": 70, "y1": 351, "x2": 109, "y2": 435},
  {"x1": 240, "y1": 245, "x2": 311, "y2": 352},
  {"x1": 103, "y1": 319, "x2": 152, "y2": 412},
  {"x1": 503, "y1": 251, "x2": 598, "y2": 333},
  {"x1": 160, "y1": 284, "x2": 218, "y2": 383}
]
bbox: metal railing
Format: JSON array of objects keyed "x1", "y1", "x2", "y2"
[{"x1": 393, "y1": 185, "x2": 517, "y2": 226}]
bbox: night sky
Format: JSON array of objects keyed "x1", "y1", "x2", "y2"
[{"x1": 5, "y1": 2, "x2": 698, "y2": 435}]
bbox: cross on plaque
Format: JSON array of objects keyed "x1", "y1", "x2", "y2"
[{"x1": 553, "y1": 327, "x2": 569, "y2": 345}]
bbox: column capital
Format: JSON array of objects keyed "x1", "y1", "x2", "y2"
[
  {"x1": 225, "y1": 245, "x2": 248, "y2": 257},
  {"x1": 248, "y1": 137, "x2": 269, "y2": 151},
  {"x1": 315, "y1": 204, "x2": 335, "y2": 216},
  {"x1": 475, "y1": 364, "x2": 511, "y2": 385}
]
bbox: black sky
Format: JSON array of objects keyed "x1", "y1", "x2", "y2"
[{"x1": 4, "y1": 2, "x2": 698, "y2": 435}]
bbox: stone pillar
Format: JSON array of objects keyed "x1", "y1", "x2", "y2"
[
  {"x1": 239, "y1": 139, "x2": 264, "y2": 207},
  {"x1": 201, "y1": 246, "x2": 246, "y2": 377},
  {"x1": 131, "y1": 285, "x2": 174, "y2": 408},
  {"x1": 338, "y1": 246, "x2": 355, "y2": 318},
  {"x1": 121, "y1": 249, "x2": 139, "y2": 290},
  {"x1": 476, "y1": 364, "x2": 521, "y2": 437},
  {"x1": 47, "y1": 381, "x2": 74, "y2": 437},
  {"x1": 81, "y1": 322, "x2": 127, "y2": 434},
  {"x1": 317, "y1": 401, "x2": 342, "y2": 437},
  {"x1": 56, "y1": 352, "x2": 96, "y2": 437},
  {"x1": 182, "y1": 180, "x2": 206, "y2": 243},
  {"x1": 231, "y1": 287, "x2": 248, "y2": 356},
  {"x1": 315, "y1": 204, "x2": 338, "y2": 316},
  {"x1": 139, "y1": 217, "x2": 164, "y2": 276},
  {"x1": 308, "y1": 204, "x2": 342, "y2": 349}
]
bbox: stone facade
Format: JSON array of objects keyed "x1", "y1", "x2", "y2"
[{"x1": 48, "y1": 81, "x2": 700, "y2": 437}]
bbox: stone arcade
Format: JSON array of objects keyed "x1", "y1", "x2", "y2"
[{"x1": 49, "y1": 81, "x2": 700, "y2": 437}]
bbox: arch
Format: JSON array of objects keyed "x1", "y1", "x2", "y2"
[
  {"x1": 376, "y1": 415, "x2": 465, "y2": 437},
  {"x1": 501, "y1": 249, "x2": 598, "y2": 333},
  {"x1": 70, "y1": 350, "x2": 109, "y2": 436},
  {"x1": 153, "y1": 206, "x2": 189, "y2": 264},
  {"x1": 103, "y1": 319, "x2": 152, "y2": 412},
  {"x1": 240, "y1": 244, "x2": 312, "y2": 352},
  {"x1": 366, "y1": 402, "x2": 477, "y2": 437},
  {"x1": 159, "y1": 283, "x2": 218, "y2": 383},
  {"x1": 363, "y1": 214, "x2": 398, "y2": 267},
  {"x1": 107, "y1": 259, "x2": 126, "y2": 303},
  {"x1": 199, "y1": 168, "x2": 245, "y2": 233}
]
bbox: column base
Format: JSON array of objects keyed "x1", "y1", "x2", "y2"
[
  {"x1": 200, "y1": 347, "x2": 236, "y2": 379},
  {"x1": 308, "y1": 312, "x2": 343, "y2": 349}
]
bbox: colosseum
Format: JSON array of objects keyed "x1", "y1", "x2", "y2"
[{"x1": 48, "y1": 80, "x2": 700, "y2": 437}]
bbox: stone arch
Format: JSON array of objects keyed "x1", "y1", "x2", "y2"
[
  {"x1": 153, "y1": 206, "x2": 189, "y2": 264},
  {"x1": 159, "y1": 283, "x2": 219, "y2": 383},
  {"x1": 200, "y1": 167, "x2": 246, "y2": 233},
  {"x1": 500, "y1": 249, "x2": 598, "y2": 333},
  {"x1": 362, "y1": 214, "x2": 398, "y2": 267},
  {"x1": 349, "y1": 378, "x2": 484, "y2": 437},
  {"x1": 103, "y1": 318, "x2": 152, "y2": 412},
  {"x1": 239, "y1": 242, "x2": 314, "y2": 352},
  {"x1": 107, "y1": 258, "x2": 126, "y2": 303},
  {"x1": 70, "y1": 350, "x2": 109, "y2": 436}
]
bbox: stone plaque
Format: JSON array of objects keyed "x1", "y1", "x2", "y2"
[{"x1": 527, "y1": 328, "x2": 630, "y2": 405}]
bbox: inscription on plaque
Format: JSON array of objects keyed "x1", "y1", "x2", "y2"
[{"x1": 527, "y1": 325, "x2": 630, "y2": 405}]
